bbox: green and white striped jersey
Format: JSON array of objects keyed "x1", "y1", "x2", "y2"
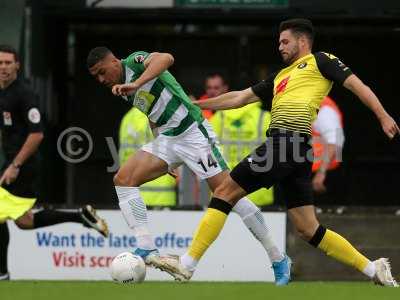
[{"x1": 121, "y1": 51, "x2": 204, "y2": 136}]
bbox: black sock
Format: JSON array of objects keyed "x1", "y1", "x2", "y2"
[
  {"x1": 308, "y1": 225, "x2": 327, "y2": 247},
  {"x1": 209, "y1": 197, "x2": 233, "y2": 214},
  {"x1": 33, "y1": 209, "x2": 83, "y2": 229},
  {"x1": 0, "y1": 223, "x2": 9, "y2": 274}
]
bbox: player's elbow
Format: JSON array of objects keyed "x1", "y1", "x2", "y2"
[
  {"x1": 163, "y1": 53, "x2": 174, "y2": 67},
  {"x1": 344, "y1": 74, "x2": 368, "y2": 93},
  {"x1": 148, "y1": 52, "x2": 174, "y2": 68}
]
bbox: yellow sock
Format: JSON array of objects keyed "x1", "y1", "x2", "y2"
[
  {"x1": 188, "y1": 201, "x2": 230, "y2": 260},
  {"x1": 318, "y1": 229, "x2": 370, "y2": 272}
]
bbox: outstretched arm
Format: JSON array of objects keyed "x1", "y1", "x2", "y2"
[
  {"x1": 343, "y1": 74, "x2": 400, "y2": 139},
  {"x1": 112, "y1": 52, "x2": 174, "y2": 96},
  {"x1": 194, "y1": 88, "x2": 260, "y2": 110}
]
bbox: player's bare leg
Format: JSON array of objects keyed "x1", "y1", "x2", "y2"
[
  {"x1": 113, "y1": 150, "x2": 168, "y2": 264},
  {"x1": 288, "y1": 205, "x2": 398, "y2": 287},
  {"x1": 114, "y1": 150, "x2": 168, "y2": 187},
  {"x1": 286, "y1": 205, "x2": 319, "y2": 241}
]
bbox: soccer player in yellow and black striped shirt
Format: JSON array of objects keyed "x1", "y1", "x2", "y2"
[{"x1": 158, "y1": 19, "x2": 400, "y2": 286}]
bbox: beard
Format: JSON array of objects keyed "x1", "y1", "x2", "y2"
[{"x1": 282, "y1": 44, "x2": 300, "y2": 65}]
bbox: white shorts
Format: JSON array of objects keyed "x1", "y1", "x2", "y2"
[{"x1": 142, "y1": 120, "x2": 228, "y2": 179}]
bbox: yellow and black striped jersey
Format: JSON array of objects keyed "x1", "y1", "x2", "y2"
[{"x1": 252, "y1": 52, "x2": 352, "y2": 135}]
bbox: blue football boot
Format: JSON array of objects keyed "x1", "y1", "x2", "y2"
[
  {"x1": 272, "y1": 255, "x2": 292, "y2": 286},
  {"x1": 133, "y1": 248, "x2": 160, "y2": 265}
]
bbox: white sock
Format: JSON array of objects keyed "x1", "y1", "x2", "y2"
[
  {"x1": 181, "y1": 253, "x2": 198, "y2": 272},
  {"x1": 362, "y1": 261, "x2": 376, "y2": 278},
  {"x1": 233, "y1": 198, "x2": 284, "y2": 263},
  {"x1": 115, "y1": 186, "x2": 155, "y2": 250}
]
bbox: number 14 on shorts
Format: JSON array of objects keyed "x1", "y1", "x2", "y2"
[{"x1": 197, "y1": 153, "x2": 218, "y2": 173}]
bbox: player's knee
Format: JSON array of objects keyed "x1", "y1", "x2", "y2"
[
  {"x1": 214, "y1": 179, "x2": 240, "y2": 206},
  {"x1": 113, "y1": 169, "x2": 139, "y2": 186},
  {"x1": 15, "y1": 213, "x2": 33, "y2": 229},
  {"x1": 214, "y1": 182, "x2": 229, "y2": 199},
  {"x1": 15, "y1": 221, "x2": 30, "y2": 229},
  {"x1": 113, "y1": 171, "x2": 131, "y2": 186},
  {"x1": 294, "y1": 224, "x2": 317, "y2": 241},
  {"x1": 296, "y1": 229, "x2": 311, "y2": 241}
]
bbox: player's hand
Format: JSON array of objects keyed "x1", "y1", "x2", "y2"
[
  {"x1": 312, "y1": 171, "x2": 327, "y2": 194},
  {"x1": 0, "y1": 164, "x2": 20, "y2": 186},
  {"x1": 193, "y1": 100, "x2": 205, "y2": 109},
  {"x1": 112, "y1": 82, "x2": 139, "y2": 97},
  {"x1": 380, "y1": 114, "x2": 400, "y2": 139}
]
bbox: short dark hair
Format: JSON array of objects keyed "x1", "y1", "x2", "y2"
[
  {"x1": 0, "y1": 45, "x2": 19, "y2": 62},
  {"x1": 206, "y1": 73, "x2": 228, "y2": 85},
  {"x1": 279, "y1": 18, "x2": 315, "y2": 45},
  {"x1": 87, "y1": 46, "x2": 111, "y2": 68}
]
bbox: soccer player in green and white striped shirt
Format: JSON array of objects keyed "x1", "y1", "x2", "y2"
[{"x1": 87, "y1": 47, "x2": 291, "y2": 284}]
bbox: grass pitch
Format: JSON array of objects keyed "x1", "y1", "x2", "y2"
[{"x1": 1, "y1": 281, "x2": 398, "y2": 300}]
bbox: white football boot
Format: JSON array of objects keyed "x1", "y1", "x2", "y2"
[
  {"x1": 373, "y1": 258, "x2": 398, "y2": 287},
  {"x1": 152, "y1": 255, "x2": 193, "y2": 282}
]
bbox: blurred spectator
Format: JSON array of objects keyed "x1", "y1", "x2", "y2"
[
  {"x1": 198, "y1": 73, "x2": 229, "y2": 120},
  {"x1": 210, "y1": 102, "x2": 273, "y2": 206},
  {"x1": 119, "y1": 107, "x2": 176, "y2": 207},
  {"x1": 311, "y1": 96, "x2": 345, "y2": 195}
]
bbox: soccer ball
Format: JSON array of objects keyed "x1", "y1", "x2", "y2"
[{"x1": 110, "y1": 252, "x2": 146, "y2": 283}]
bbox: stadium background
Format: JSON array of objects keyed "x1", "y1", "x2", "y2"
[{"x1": 1, "y1": 0, "x2": 400, "y2": 282}]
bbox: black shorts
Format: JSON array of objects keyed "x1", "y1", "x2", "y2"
[
  {"x1": 230, "y1": 129, "x2": 314, "y2": 209},
  {"x1": 1, "y1": 161, "x2": 37, "y2": 198}
]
